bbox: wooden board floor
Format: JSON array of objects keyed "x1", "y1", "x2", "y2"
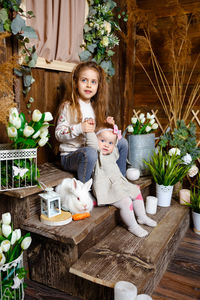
[{"x1": 24, "y1": 227, "x2": 200, "y2": 300}]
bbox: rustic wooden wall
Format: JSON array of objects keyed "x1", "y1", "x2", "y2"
[{"x1": 0, "y1": 0, "x2": 200, "y2": 165}]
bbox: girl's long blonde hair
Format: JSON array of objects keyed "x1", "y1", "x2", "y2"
[{"x1": 57, "y1": 61, "x2": 108, "y2": 127}]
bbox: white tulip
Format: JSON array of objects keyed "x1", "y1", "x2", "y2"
[
  {"x1": 9, "y1": 115, "x2": 21, "y2": 129},
  {"x1": 32, "y1": 109, "x2": 42, "y2": 122},
  {"x1": 152, "y1": 123, "x2": 158, "y2": 130},
  {"x1": 150, "y1": 114, "x2": 155, "y2": 119},
  {"x1": 139, "y1": 113, "x2": 145, "y2": 120},
  {"x1": 14, "y1": 229, "x2": 21, "y2": 241},
  {"x1": 140, "y1": 117, "x2": 146, "y2": 124},
  {"x1": 127, "y1": 125, "x2": 134, "y2": 133},
  {"x1": 32, "y1": 130, "x2": 41, "y2": 139},
  {"x1": 149, "y1": 118, "x2": 155, "y2": 125},
  {"x1": 2, "y1": 224, "x2": 12, "y2": 238},
  {"x1": 1, "y1": 240, "x2": 11, "y2": 252},
  {"x1": 169, "y1": 147, "x2": 181, "y2": 156},
  {"x1": 0, "y1": 252, "x2": 6, "y2": 265},
  {"x1": 188, "y1": 165, "x2": 199, "y2": 177},
  {"x1": 146, "y1": 112, "x2": 151, "y2": 119},
  {"x1": 11, "y1": 231, "x2": 17, "y2": 245},
  {"x1": 2, "y1": 212, "x2": 11, "y2": 225},
  {"x1": 131, "y1": 117, "x2": 138, "y2": 124},
  {"x1": 44, "y1": 112, "x2": 53, "y2": 122},
  {"x1": 41, "y1": 122, "x2": 49, "y2": 129},
  {"x1": 145, "y1": 126, "x2": 151, "y2": 132},
  {"x1": 0, "y1": 246, "x2": 2, "y2": 253},
  {"x1": 7, "y1": 126, "x2": 17, "y2": 138},
  {"x1": 9, "y1": 107, "x2": 19, "y2": 118},
  {"x1": 40, "y1": 128, "x2": 49, "y2": 139},
  {"x1": 182, "y1": 153, "x2": 192, "y2": 165},
  {"x1": 23, "y1": 126, "x2": 34, "y2": 137},
  {"x1": 21, "y1": 236, "x2": 32, "y2": 250},
  {"x1": 38, "y1": 137, "x2": 48, "y2": 147}
]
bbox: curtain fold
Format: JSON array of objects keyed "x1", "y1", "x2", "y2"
[{"x1": 26, "y1": 0, "x2": 85, "y2": 63}]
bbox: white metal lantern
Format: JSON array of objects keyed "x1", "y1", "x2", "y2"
[{"x1": 39, "y1": 188, "x2": 61, "y2": 218}]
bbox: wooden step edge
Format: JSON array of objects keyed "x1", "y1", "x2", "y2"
[
  {"x1": 69, "y1": 202, "x2": 189, "y2": 289},
  {"x1": 21, "y1": 206, "x2": 118, "y2": 246}
]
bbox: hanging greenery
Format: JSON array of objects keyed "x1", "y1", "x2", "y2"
[
  {"x1": 0, "y1": 0, "x2": 37, "y2": 99},
  {"x1": 80, "y1": 0, "x2": 127, "y2": 77}
]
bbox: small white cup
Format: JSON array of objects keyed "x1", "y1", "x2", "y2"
[{"x1": 146, "y1": 196, "x2": 158, "y2": 215}]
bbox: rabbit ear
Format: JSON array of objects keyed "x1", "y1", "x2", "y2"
[
  {"x1": 72, "y1": 178, "x2": 78, "y2": 191},
  {"x1": 84, "y1": 178, "x2": 93, "y2": 191}
]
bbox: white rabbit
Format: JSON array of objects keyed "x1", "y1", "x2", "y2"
[{"x1": 55, "y1": 178, "x2": 93, "y2": 215}]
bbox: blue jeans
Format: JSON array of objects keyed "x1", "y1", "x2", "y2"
[{"x1": 61, "y1": 137, "x2": 128, "y2": 183}]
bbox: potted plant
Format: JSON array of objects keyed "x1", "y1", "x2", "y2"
[
  {"x1": 184, "y1": 174, "x2": 200, "y2": 235},
  {"x1": 144, "y1": 147, "x2": 191, "y2": 207},
  {"x1": 124, "y1": 112, "x2": 158, "y2": 176},
  {"x1": 0, "y1": 212, "x2": 32, "y2": 299}
]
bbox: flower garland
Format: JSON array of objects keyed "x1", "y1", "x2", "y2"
[{"x1": 80, "y1": 0, "x2": 126, "y2": 77}]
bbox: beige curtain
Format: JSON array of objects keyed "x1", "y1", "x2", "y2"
[{"x1": 26, "y1": 0, "x2": 85, "y2": 63}]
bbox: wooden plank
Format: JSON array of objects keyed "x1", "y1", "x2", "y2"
[
  {"x1": 22, "y1": 206, "x2": 118, "y2": 246},
  {"x1": 70, "y1": 201, "x2": 189, "y2": 293}
]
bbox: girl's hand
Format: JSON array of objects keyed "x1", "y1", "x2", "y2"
[
  {"x1": 81, "y1": 119, "x2": 95, "y2": 133},
  {"x1": 106, "y1": 116, "x2": 115, "y2": 125}
]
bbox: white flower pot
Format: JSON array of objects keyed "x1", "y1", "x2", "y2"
[
  {"x1": 192, "y1": 211, "x2": 200, "y2": 235},
  {"x1": 156, "y1": 184, "x2": 174, "y2": 207}
]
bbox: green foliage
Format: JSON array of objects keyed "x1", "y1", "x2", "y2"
[
  {"x1": 159, "y1": 120, "x2": 200, "y2": 162},
  {"x1": 144, "y1": 148, "x2": 191, "y2": 186},
  {"x1": 0, "y1": 0, "x2": 37, "y2": 96},
  {"x1": 80, "y1": 0, "x2": 127, "y2": 77},
  {"x1": 184, "y1": 174, "x2": 200, "y2": 213}
]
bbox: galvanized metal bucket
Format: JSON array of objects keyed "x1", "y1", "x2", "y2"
[{"x1": 123, "y1": 131, "x2": 155, "y2": 176}]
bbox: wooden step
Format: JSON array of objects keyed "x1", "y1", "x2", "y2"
[{"x1": 69, "y1": 201, "x2": 189, "y2": 299}]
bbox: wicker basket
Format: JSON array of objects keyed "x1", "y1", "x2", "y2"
[
  {"x1": 0, "y1": 253, "x2": 24, "y2": 300},
  {"x1": 0, "y1": 144, "x2": 37, "y2": 191}
]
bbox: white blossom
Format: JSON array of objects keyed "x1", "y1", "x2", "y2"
[
  {"x1": 169, "y1": 148, "x2": 181, "y2": 156},
  {"x1": 40, "y1": 128, "x2": 49, "y2": 139},
  {"x1": 38, "y1": 137, "x2": 48, "y2": 147},
  {"x1": 32, "y1": 109, "x2": 42, "y2": 122},
  {"x1": 32, "y1": 130, "x2": 41, "y2": 139},
  {"x1": 7, "y1": 127, "x2": 17, "y2": 138},
  {"x1": 127, "y1": 125, "x2": 134, "y2": 133},
  {"x1": 182, "y1": 153, "x2": 192, "y2": 165},
  {"x1": 149, "y1": 118, "x2": 155, "y2": 125},
  {"x1": 1, "y1": 240, "x2": 11, "y2": 252},
  {"x1": 2, "y1": 224, "x2": 12, "y2": 238},
  {"x1": 146, "y1": 112, "x2": 151, "y2": 119},
  {"x1": 101, "y1": 36, "x2": 109, "y2": 47},
  {"x1": 145, "y1": 126, "x2": 151, "y2": 132},
  {"x1": 44, "y1": 112, "x2": 53, "y2": 122},
  {"x1": 11, "y1": 231, "x2": 17, "y2": 245},
  {"x1": 0, "y1": 253, "x2": 6, "y2": 265},
  {"x1": 23, "y1": 126, "x2": 34, "y2": 137},
  {"x1": 2, "y1": 212, "x2": 11, "y2": 225},
  {"x1": 131, "y1": 117, "x2": 137, "y2": 124},
  {"x1": 152, "y1": 123, "x2": 158, "y2": 130},
  {"x1": 14, "y1": 229, "x2": 21, "y2": 241},
  {"x1": 103, "y1": 21, "x2": 111, "y2": 33},
  {"x1": 21, "y1": 236, "x2": 32, "y2": 250},
  {"x1": 139, "y1": 113, "x2": 145, "y2": 120},
  {"x1": 140, "y1": 117, "x2": 146, "y2": 124}
]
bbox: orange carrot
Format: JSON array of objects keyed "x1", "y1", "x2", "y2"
[{"x1": 72, "y1": 212, "x2": 90, "y2": 221}]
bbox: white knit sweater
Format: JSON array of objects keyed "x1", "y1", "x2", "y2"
[{"x1": 55, "y1": 100, "x2": 95, "y2": 155}]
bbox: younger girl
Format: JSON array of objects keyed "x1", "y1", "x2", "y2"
[
  {"x1": 86, "y1": 124, "x2": 157, "y2": 237},
  {"x1": 55, "y1": 61, "x2": 128, "y2": 183}
]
